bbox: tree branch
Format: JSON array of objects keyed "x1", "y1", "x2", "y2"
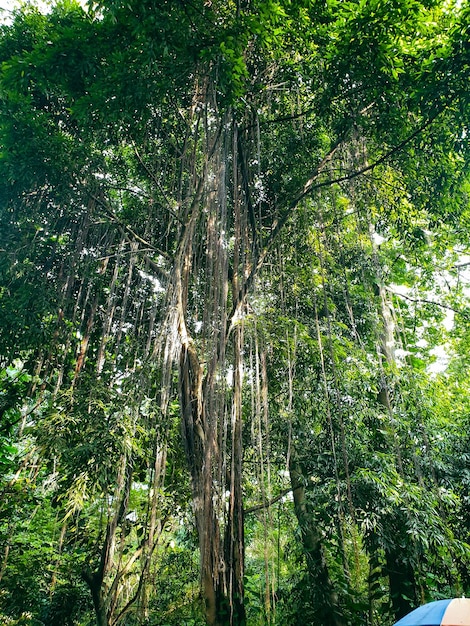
[
  {"x1": 301, "y1": 109, "x2": 444, "y2": 199},
  {"x1": 244, "y1": 488, "x2": 291, "y2": 515},
  {"x1": 386, "y1": 286, "x2": 467, "y2": 316},
  {"x1": 89, "y1": 192, "x2": 171, "y2": 281},
  {"x1": 228, "y1": 106, "x2": 447, "y2": 331},
  {"x1": 0, "y1": 396, "x2": 46, "y2": 435}
]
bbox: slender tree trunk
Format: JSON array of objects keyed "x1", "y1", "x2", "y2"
[
  {"x1": 0, "y1": 540, "x2": 10, "y2": 585},
  {"x1": 289, "y1": 458, "x2": 345, "y2": 626},
  {"x1": 82, "y1": 455, "x2": 132, "y2": 626},
  {"x1": 373, "y1": 254, "x2": 417, "y2": 620},
  {"x1": 82, "y1": 571, "x2": 109, "y2": 626},
  {"x1": 384, "y1": 549, "x2": 417, "y2": 621}
]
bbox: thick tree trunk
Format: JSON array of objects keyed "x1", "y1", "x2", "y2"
[
  {"x1": 222, "y1": 324, "x2": 246, "y2": 625},
  {"x1": 179, "y1": 343, "x2": 221, "y2": 626},
  {"x1": 179, "y1": 341, "x2": 246, "y2": 625},
  {"x1": 175, "y1": 109, "x2": 247, "y2": 625}
]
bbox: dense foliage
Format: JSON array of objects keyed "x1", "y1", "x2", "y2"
[{"x1": 1, "y1": 0, "x2": 470, "y2": 625}]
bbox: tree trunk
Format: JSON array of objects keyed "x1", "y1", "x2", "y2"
[
  {"x1": 289, "y1": 458, "x2": 345, "y2": 626},
  {"x1": 384, "y1": 549, "x2": 417, "y2": 621},
  {"x1": 222, "y1": 323, "x2": 246, "y2": 625},
  {"x1": 375, "y1": 275, "x2": 417, "y2": 620},
  {"x1": 82, "y1": 456, "x2": 132, "y2": 626},
  {"x1": 175, "y1": 109, "x2": 247, "y2": 625},
  {"x1": 82, "y1": 571, "x2": 108, "y2": 626},
  {"x1": 180, "y1": 340, "x2": 247, "y2": 625},
  {"x1": 179, "y1": 342, "x2": 220, "y2": 625}
]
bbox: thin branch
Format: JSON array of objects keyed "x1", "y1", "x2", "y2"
[
  {"x1": 107, "y1": 184, "x2": 151, "y2": 198},
  {"x1": 131, "y1": 143, "x2": 183, "y2": 224},
  {"x1": 0, "y1": 396, "x2": 47, "y2": 435},
  {"x1": 227, "y1": 137, "x2": 343, "y2": 330},
  {"x1": 386, "y1": 286, "x2": 467, "y2": 316},
  {"x1": 108, "y1": 546, "x2": 144, "y2": 606},
  {"x1": 111, "y1": 515, "x2": 168, "y2": 626},
  {"x1": 89, "y1": 192, "x2": 171, "y2": 281},
  {"x1": 244, "y1": 488, "x2": 291, "y2": 515},
  {"x1": 237, "y1": 126, "x2": 260, "y2": 258},
  {"x1": 97, "y1": 248, "x2": 156, "y2": 261},
  {"x1": 228, "y1": 106, "x2": 447, "y2": 332},
  {"x1": 246, "y1": 95, "x2": 373, "y2": 132},
  {"x1": 94, "y1": 197, "x2": 164, "y2": 252},
  {"x1": 453, "y1": 260, "x2": 470, "y2": 269},
  {"x1": 299, "y1": 109, "x2": 444, "y2": 203}
]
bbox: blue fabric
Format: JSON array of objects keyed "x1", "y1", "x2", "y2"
[{"x1": 394, "y1": 600, "x2": 452, "y2": 625}]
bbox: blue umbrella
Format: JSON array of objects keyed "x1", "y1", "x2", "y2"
[{"x1": 394, "y1": 598, "x2": 470, "y2": 625}]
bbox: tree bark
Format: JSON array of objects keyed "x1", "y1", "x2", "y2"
[
  {"x1": 222, "y1": 323, "x2": 246, "y2": 625},
  {"x1": 374, "y1": 271, "x2": 417, "y2": 620},
  {"x1": 82, "y1": 456, "x2": 132, "y2": 626},
  {"x1": 179, "y1": 342, "x2": 223, "y2": 625},
  {"x1": 384, "y1": 549, "x2": 417, "y2": 621},
  {"x1": 82, "y1": 570, "x2": 108, "y2": 626},
  {"x1": 180, "y1": 337, "x2": 246, "y2": 625},
  {"x1": 175, "y1": 111, "x2": 247, "y2": 626},
  {"x1": 289, "y1": 458, "x2": 345, "y2": 626}
]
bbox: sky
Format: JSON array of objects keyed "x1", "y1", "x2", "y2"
[
  {"x1": 0, "y1": 1, "x2": 45, "y2": 23},
  {"x1": 0, "y1": 1, "x2": 16, "y2": 23},
  {"x1": 0, "y1": 1, "x2": 87, "y2": 23}
]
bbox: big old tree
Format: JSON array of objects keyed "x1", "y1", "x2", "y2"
[{"x1": 1, "y1": 0, "x2": 470, "y2": 624}]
